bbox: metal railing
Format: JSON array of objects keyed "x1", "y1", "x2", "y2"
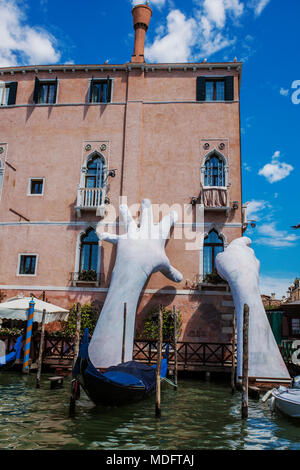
[{"x1": 69, "y1": 271, "x2": 102, "y2": 286}]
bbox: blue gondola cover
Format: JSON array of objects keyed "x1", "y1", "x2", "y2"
[{"x1": 86, "y1": 360, "x2": 156, "y2": 391}]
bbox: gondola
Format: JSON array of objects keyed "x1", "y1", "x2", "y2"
[
  {"x1": 0, "y1": 335, "x2": 22, "y2": 370},
  {"x1": 72, "y1": 329, "x2": 169, "y2": 407}
]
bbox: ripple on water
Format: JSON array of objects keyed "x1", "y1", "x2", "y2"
[{"x1": 1, "y1": 372, "x2": 300, "y2": 450}]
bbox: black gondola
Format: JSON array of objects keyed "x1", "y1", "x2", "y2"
[
  {"x1": 72, "y1": 329, "x2": 169, "y2": 407},
  {"x1": 0, "y1": 336, "x2": 22, "y2": 370}
]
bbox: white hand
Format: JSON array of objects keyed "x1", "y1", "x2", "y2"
[
  {"x1": 89, "y1": 199, "x2": 182, "y2": 368},
  {"x1": 216, "y1": 237, "x2": 290, "y2": 381}
]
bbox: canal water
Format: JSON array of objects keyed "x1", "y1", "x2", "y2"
[{"x1": 0, "y1": 372, "x2": 299, "y2": 450}]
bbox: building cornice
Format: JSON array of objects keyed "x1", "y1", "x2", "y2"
[{"x1": 0, "y1": 62, "x2": 242, "y2": 76}]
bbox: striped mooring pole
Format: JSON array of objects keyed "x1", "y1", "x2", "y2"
[{"x1": 22, "y1": 298, "x2": 35, "y2": 374}]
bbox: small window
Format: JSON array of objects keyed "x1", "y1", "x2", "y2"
[
  {"x1": 28, "y1": 178, "x2": 44, "y2": 195},
  {"x1": 33, "y1": 77, "x2": 58, "y2": 104},
  {"x1": 0, "y1": 82, "x2": 18, "y2": 106},
  {"x1": 205, "y1": 80, "x2": 225, "y2": 101},
  {"x1": 196, "y1": 76, "x2": 234, "y2": 102},
  {"x1": 291, "y1": 318, "x2": 300, "y2": 336},
  {"x1": 89, "y1": 78, "x2": 112, "y2": 103},
  {"x1": 18, "y1": 255, "x2": 37, "y2": 275}
]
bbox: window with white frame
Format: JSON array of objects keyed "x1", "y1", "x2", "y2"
[
  {"x1": 28, "y1": 178, "x2": 44, "y2": 195},
  {"x1": 18, "y1": 254, "x2": 38, "y2": 275}
]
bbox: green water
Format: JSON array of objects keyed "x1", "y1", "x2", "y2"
[{"x1": 0, "y1": 372, "x2": 300, "y2": 450}]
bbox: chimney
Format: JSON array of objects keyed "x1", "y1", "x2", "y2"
[
  {"x1": 271, "y1": 293, "x2": 275, "y2": 300},
  {"x1": 131, "y1": 3, "x2": 152, "y2": 63}
]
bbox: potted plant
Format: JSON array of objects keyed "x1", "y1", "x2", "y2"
[
  {"x1": 78, "y1": 269, "x2": 97, "y2": 282},
  {"x1": 202, "y1": 271, "x2": 227, "y2": 285}
]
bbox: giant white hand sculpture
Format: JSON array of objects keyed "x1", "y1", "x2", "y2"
[
  {"x1": 88, "y1": 199, "x2": 183, "y2": 368},
  {"x1": 215, "y1": 237, "x2": 290, "y2": 381}
]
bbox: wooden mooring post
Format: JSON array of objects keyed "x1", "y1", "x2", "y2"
[
  {"x1": 69, "y1": 303, "x2": 81, "y2": 418},
  {"x1": 242, "y1": 304, "x2": 249, "y2": 419},
  {"x1": 173, "y1": 305, "x2": 178, "y2": 389},
  {"x1": 72, "y1": 303, "x2": 81, "y2": 370},
  {"x1": 36, "y1": 308, "x2": 46, "y2": 388},
  {"x1": 155, "y1": 306, "x2": 163, "y2": 417},
  {"x1": 231, "y1": 309, "x2": 236, "y2": 394},
  {"x1": 122, "y1": 303, "x2": 127, "y2": 363}
]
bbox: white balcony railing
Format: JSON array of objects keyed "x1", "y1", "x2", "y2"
[
  {"x1": 76, "y1": 186, "x2": 106, "y2": 217},
  {"x1": 77, "y1": 187, "x2": 103, "y2": 208}
]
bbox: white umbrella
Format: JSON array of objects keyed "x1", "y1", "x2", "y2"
[{"x1": 0, "y1": 295, "x2": 69, "y2": 324}]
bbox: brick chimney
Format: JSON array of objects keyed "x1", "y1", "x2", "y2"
[{"x1": 131, "y1": 3, "x2": 152, "y2": 63}]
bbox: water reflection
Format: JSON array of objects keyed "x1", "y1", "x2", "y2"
[{"x1": 0, "y1": 372, "x2": 300, "y2": 450}]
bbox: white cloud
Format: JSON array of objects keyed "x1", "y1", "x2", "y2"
[
  {"x1": 143, "y1": 0, "x2": 270, "y2": 63},
  {"x1": 250, "y1": 0, "x2": 271, "y2": 16},
  {"x1": 145, "y1": 1, "x2": 241, "y2": 63},
  {"x1": 0, "y1": 0, "x2": 61, "y2": 67},
  {"x1": 203, "y1": 0, "x2": 244, "y2": 28},
  {"x1": 246, "y1": 199, "x2": 270, "y2": 220},
  {"x1": 279, "y1": 87, "x2": 289, "y2": 97},
  {"x1": 258, "y1": 150, "x2": 294, "y2": 183},
  {"x1": 259, "y1": 274, "x2": 294, "y2": 298},
  {"x1": 256, "y1": 222, "x2": 299, "y2": 247},
  {"x1": 243, "y1": 162, "x2": 252, "y2": 172},
  {"x1": 145, "y1": 10, "x2": 197, "y2": 62}
]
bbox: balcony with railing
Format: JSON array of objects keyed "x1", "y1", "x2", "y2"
[
  {"x1": 201, "y1": 186, "x2": 230, "y2": 211},
  {"x1": 69, "y1": 271, "x2": 102, "y2": 287},
  {"x1": 75, "y1": 186, "x2": 106, "y2": 218}
]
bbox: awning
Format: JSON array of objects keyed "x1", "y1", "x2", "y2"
[{"x1": 0, "y1": 295, "x2": 69, "y2": 324}]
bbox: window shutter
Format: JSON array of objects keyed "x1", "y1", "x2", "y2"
[
  {"x1": 33, "y1": 76, "x2": 40, "y2": 103},
  {"x1": 89, "y1": 78, "x2": 94, "y2": 103},
  {"x1": 107, "y1": 77, "x2": 112, "y2": 103},
  {"x1": 7, "y1": 82, "x2": 18, "y2": 105},
  {"x1": 196, "y1": 77, "x2": 206, "y2": 101},
  {"x1": 224, "y1": 76, "x2": 234, "y2": 101},
  {"x1": 53, "y1": 77, "x2": 58, "y2": 103}
]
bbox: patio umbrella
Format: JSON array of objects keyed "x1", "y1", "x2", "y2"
[{"x1": 0, "y1": 295, "x2": 69, "y2": 324}]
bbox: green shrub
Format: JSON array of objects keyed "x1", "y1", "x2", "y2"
[
  {"x1": 140, "y1": 306, "x2": 182, "y2": 341},
  {"x1": 62, "y1": 302, "x2": 99, "y2": 336}
]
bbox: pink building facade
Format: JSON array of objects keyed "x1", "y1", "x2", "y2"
[{"x1": 0, "y1": 5, "x2": 244, "y2": 342}]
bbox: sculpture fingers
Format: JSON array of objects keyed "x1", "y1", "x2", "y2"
[
  {"x1": 140, "y1": 199, "x2": 154, "y2": 234},
  {"x1": 159, "y1": 211, "x2": 178, "y2": 240},
  {"x1": 160, "y1": 262, "x2": 183, "y2": 283},
  {"x1": 119, "y1": 204, "x2": 137, "y2": 232},
  {"x1": 97, "y1": 231, "x2": 119, "y2": 245}
]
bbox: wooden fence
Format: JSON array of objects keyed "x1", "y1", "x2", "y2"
[{"x1": 0, "y1": 334, "x2": 234, "y2": 371}]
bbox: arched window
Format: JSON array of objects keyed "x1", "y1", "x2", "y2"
[
  {"x1": 80, "y1": 228, "x2": 99, "y2": 273},
  {"x1": 205, "y1": 154, "x2": 225, "y2": 186},
  {"x1": 203, "y1": 230, "x2": 224, "y2": 275},
  {"x1": 85, "y1": 155, "x2": 104, "y2": 189}
]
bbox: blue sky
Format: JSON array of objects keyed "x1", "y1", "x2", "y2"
[{"x1": 0, "y1": 0, "x2": 299, "y2": 297}]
